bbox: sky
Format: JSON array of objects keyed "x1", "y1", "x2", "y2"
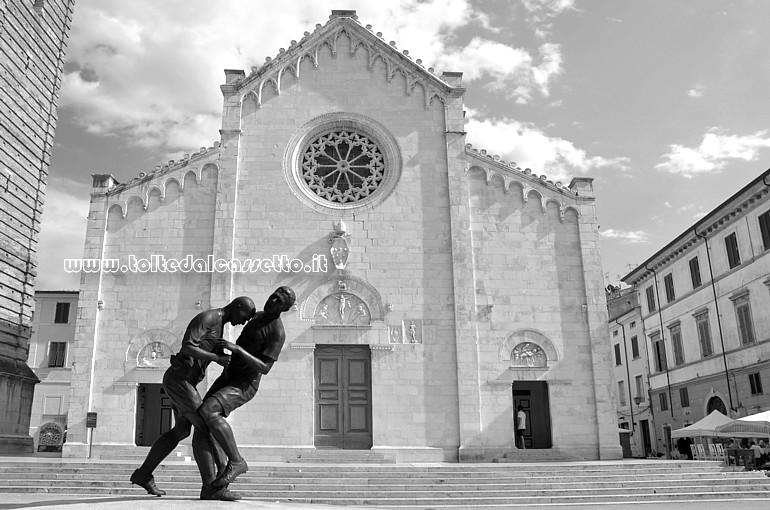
[{"x1": 38, "y1": 0, "x2": 770, "y2": 290}]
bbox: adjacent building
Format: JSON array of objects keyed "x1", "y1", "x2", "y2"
[
  {"x1": 607, "y1": 288, "x2": 655, "y2": 457},
  {"x1": 64, "y1": 10, "x2": 621, "y2": 462},
  {"x1": 26, "y1": 290, "x2": 78, "y2": 452},
  {"x1": 0, "y1": 0, "x2": 76, "y2": 453},
  {"x1": 623, "y1": 167, "x2": 770, "y2": 456}
]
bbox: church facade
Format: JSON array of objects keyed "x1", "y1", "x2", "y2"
[{"x1": 65, "y1": 11, "x2": 620, "y2": 462}]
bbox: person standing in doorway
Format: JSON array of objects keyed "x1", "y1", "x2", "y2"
[{"x1": 516, "y1": 405, "x2": 527, "y2": 449}]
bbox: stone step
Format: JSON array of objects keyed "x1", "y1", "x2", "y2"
[
  {"x1": 4, "y1": 478, "x2": 769, "y2": 493},
  {"x1": 0, "y1": 468, "x2": 759, "y2": 484},
  {"x1": 495, "y1": 449, "x2": 578, "y2": 463},
  {"x1": 0, "y1": 459, "x2": 728, "y2": 472},
  {"x1": 0, "y1": 468, "x2": 740, "y2": 481},
  {"x1": 2, "y1": 486, "x2": 769, "y2": 505},
  {"x1": 289, "y1": 450, "x2": 394, "y2": 463}
]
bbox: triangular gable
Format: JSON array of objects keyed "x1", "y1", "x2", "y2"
[{"x1": 228, "y1": 10, "x2": 462, "y2": 109}]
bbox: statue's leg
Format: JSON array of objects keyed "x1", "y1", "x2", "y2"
[
  {"x1": 199, "y1": 380, "x2": 260, "y2": 488},
  {"x1": 199, "y1": 397, "x2": 243, "y2": 464},
  {"x1": 131, "y1": 410, "x2": 191, "y2": 496}
]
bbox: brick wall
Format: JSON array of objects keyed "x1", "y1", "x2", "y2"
[{"x1": 0, "y1": 0, "x2": 75, "y2": 453}]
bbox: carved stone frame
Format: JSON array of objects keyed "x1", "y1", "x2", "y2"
[
  {"x1": 499, "y1": 329, "x2": 559, "y2": 368},
  {"x1": 300, "y1": 275, "x2": 385, "y2": 324}
]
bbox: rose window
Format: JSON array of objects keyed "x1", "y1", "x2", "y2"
[{"x1": 300, "y1": 131, "x2": 385, "y2": 204}]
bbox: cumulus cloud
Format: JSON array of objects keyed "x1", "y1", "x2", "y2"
[
  {"x1": 687, "y1": 84, "x2": 705, "y2": 98},
  {"x1": 522, "y1": 0, "x2": 577, "y2": 37},
  {"x1": 656, "y1": 129, "x2": 770, "y2": 177},
  {"x1": 465, "y1": 114, "x2": 630, "y2": 182},
  {"x1": 599, "y1": 229, "x2": 650, "y2": 244},
  {"x1": 37, "y1": 180, "x2": 91, "y2": 290},
  {"x1": 59, "y1": 0, "x2": 568, "y2": 151}
]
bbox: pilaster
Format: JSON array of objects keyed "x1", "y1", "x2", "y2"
[
  {"x1": 575, "y1": 186, "x2": 623, "y2": 460},
  {"x1": 441, "y1": 75, "x2": 480, "y2": 460},
  {"x1": 210, "y1": 72, "x2": 244, "y2": 323},
  {"x1": 63, "y1": 180, "x2": 110, "y2": 457}
]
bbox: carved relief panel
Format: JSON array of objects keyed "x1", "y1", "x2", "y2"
[
  {"x1": 314, "y1": 293, "x2": 371, "y2": 326},
  {"x1": 510, "y1": 342, "x2": 547, "y2": 367}
]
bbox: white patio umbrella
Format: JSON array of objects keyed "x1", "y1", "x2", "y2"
[
  {"x1": 671, "y1": 410, "x2": 733, "y2": 438},
  {"x1": 715, "y1": 410, "x2": 770, "y2": 439}
]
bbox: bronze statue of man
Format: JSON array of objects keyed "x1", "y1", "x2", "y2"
[
  {"x1": 130, "y1": 296, "x2": 256, "y2": 500},
  {"x1": 195, "y1": 286, "x2": 296, "y2": 497}
]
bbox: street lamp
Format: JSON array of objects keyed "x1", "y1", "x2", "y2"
[{"x1": 633, "y1": 396, "x2": 643, "y2": 405}]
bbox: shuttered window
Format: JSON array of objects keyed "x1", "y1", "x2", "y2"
[{"x1": 48, "y1": 342, "x2": 67, "y2": 368}]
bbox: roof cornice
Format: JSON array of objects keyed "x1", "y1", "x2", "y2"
[{"x1": 623, "y1": 167, "x2": 770, "y2": 285}]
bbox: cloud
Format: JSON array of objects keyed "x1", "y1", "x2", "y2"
[
  {"x1": 599, "y1": 229, "x2": 650, "y2": 244},
  {"x1": 36, "y1": 180, "x2": 91, "y2": 290},
  {"x1": 59, "y1": 0, "x2": 568, "y2": 152},
  {"x1": 436, "y1": 40, "x2": 562, "y2": 102},
  {"x1": 522, "y1": 0, "x2": 577, "y2": 37},
  {"x1": 656, "y1": 129, "x2": 770, "y2": 177},
  {"x1": 465, "y1": 114, "x2": 630, "y2": 182},
  {"x1": 687, "y1": 84, "x2": 705, "y2": 98}
]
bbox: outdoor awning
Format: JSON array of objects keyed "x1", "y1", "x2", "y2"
[
  {"x1": 670, "y1": 410, "x2": 732, "y2": 438},
  {"x1": 715, "y1": 410, "x2": 770, "y2": 439}
]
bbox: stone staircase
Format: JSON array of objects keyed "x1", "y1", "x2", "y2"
[{"x1": 1, "y1": 458, "x2": 769, "y2": 506}]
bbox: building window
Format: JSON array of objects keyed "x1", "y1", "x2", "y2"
[
  {"x1": 664, "y1": 273, "x2": 675, "y2": 302},
  {"x1": 48, "y1": 342, "x2": 67, "y2": 368},
  {"x1": 725, "y1": 232, "x2": 741, "y2": 269},
  {"x1": 759, "y1": 209, "x2": 770, "y2": 251},
  {"x1": 670, "y1": 324, "x2": 685, "y2": 366},
  {"x1": 631, "y1": 335, "x2": 639, "y2": 359},
  {"x1": 646, "y1": 286, "x2": 656, "y2": 313},
  {"x1": 54, "y1": 302, "x2": 70, "y2": 324},
  {"x1": 613, "y1": 329, "x2": 618, "y2": 337},
  {"x1": 630, "y1": 321, "x2": 636, "y2": 328},
  {"x1": 618, "y1": 381, "x2": 626, "y2": 407},
  {"x1": 652, "y1": 333, "x2": 667, "y2": 373},
  {"x1": 733, "y1": 295, "x2": 756, "y2": 346},
  {"x1": 695, "y1": 312, "x2": 714, "y2": 358},
  {"x1": 689, "y1": 257, "x2": 702, "y2": 289},
  {"x1": 679, "y1": 387, "x2": 690, "y2": 408},
  {"x1": 749, "y1": 373, "x2": 764, "y2": 395},
  {"x1": 635, "y1": 375, "x2": 645, "y2": 402},
  {"x1": 659, "y1": 392, "x2": 668, "y2": 411},
  {"x1": 614, "y1": 344, "x2": 622, "y2": 366}
]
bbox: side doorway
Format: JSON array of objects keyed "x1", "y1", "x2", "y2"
[
  {"x1": 135, "y1": 383, "x2": 173, "y2": 446},
  {"x1": 314, "y1": 345, "x2": 373, "y2": 449},
  {"x1": 512, "y1": 381, "x2": 552, "y2": 449},
  {"x1": 639, "y1": 419, "x2": 652, "y2": 457}
]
